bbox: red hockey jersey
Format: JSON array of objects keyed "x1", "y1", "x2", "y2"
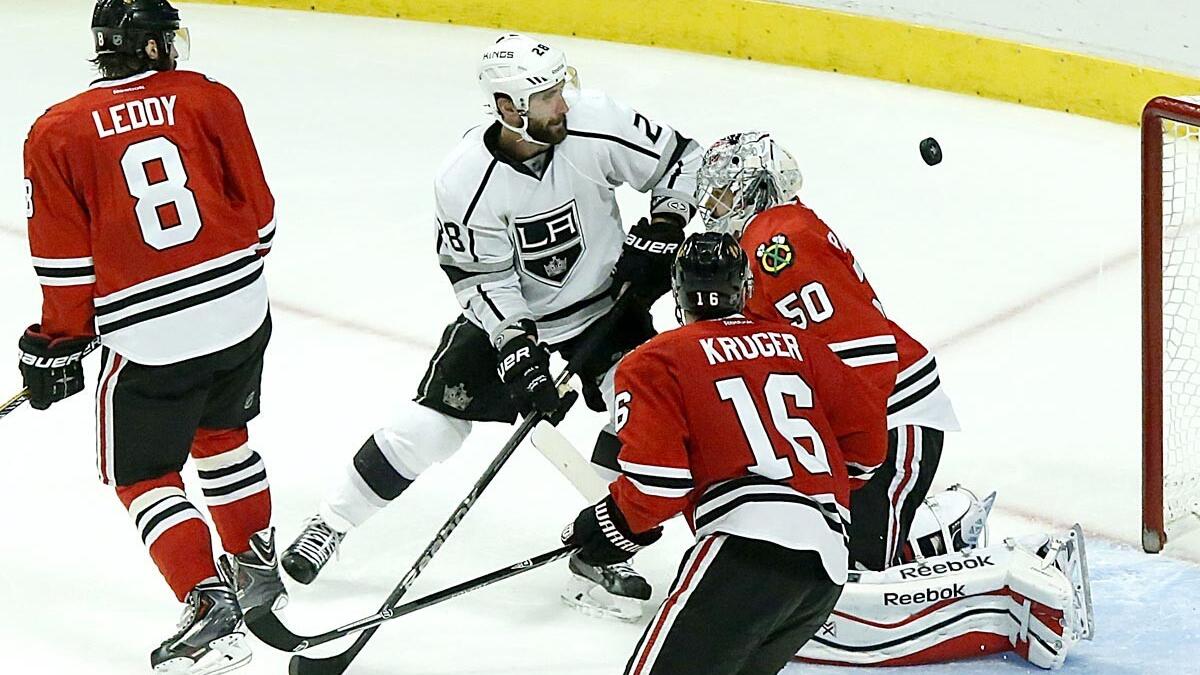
[
  {"x1": 23, "y1": 70, "x2": 275, "y2": 366},
  {"x1": 740, "y1": 200, "x2": 958, "y2": 431},
  {"x1": 609, "y1": 315, "x2": 888, "y2": 585}
]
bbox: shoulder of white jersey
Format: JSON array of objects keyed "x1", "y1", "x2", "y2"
[
  {"x1": 434, "y1": 124, "x2": 497, "y2": 220},
  {"x1": 564, "y1": 88, "x2": 651, "y2": 142}
]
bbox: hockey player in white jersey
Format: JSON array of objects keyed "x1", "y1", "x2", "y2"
[{"x1": 282, "y1": 33, "x2": 702, "y2": 620}]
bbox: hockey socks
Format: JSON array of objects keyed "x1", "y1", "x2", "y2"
[
  {"x1": 118, "y1": 473, "x2": 218, "y2": 602},
  {"x1": 192, "y1": 427, "x2": 271, "y2": 556}
]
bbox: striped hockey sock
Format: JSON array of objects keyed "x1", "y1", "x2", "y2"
[
  {"x1": 117, "y1": 473, "x2": 217, "y2": 602},
  {"x1": 192, "y1": 428, "x2": 271, "y2": 556}
]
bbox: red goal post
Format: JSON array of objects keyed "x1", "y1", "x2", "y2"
[{"x1": 1143, "y1": 95, "x2": 1200, "y2": 553}]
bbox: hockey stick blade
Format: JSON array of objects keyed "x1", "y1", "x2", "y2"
[{"x1": 278, "y1": 546, "x2": 576, "y2": 673}]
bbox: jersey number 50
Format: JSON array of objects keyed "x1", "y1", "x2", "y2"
[
  {"x1": 717, "y1": 373, "x2": 831, "y2": 479},
  {"x1": 120, "y1": 137, "x2": 203, "y2": 251}
]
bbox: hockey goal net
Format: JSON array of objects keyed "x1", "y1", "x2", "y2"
[{"x1": 1144, "y1": 95, "x2": 1200, "y2": 552}]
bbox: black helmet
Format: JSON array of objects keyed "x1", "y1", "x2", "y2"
[
  {"x1": 671, "y1": 231, "x2": 752, "y2": 321},
  {"x1": 92, "y1": 0, "x2": 182, "y2": 57}
]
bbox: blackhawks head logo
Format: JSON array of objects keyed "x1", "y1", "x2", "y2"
[{"x1": 755, "y1": 234, "x2": 793, "y2": 276}]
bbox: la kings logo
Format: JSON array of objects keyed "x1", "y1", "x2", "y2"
[{"x1": 513, "y1": 201, "x2": 585, "y2": 287}]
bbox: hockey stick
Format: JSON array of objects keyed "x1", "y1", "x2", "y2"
[
  {"x1": 530, "y1": 421, "x2": 609, "y2": 501},
  {"x1": 2, "y1": 337, "x2": 103, "y2": 422},
  {"x1": 246, "y1": 545, "x2": 576, "y2": 652},
  {"x1": 0, "y1": 389, "x2": 29, "y2": 422},
  {"x1": 269, "y1": 288, "x2": 633, "y2": 675}
]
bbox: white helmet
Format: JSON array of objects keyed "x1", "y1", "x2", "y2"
[
  {"x1": 478, "y1": 33, "x2": 578, "y2": 144},
  {"x1": 695, "y1": 131, "x2": 803, "y2": 238}
]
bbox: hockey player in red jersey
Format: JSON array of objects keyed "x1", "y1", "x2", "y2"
[
  {"x1": 18, "y1": 2, "x2": 282, "y2": 672},
  {"x1": 563, "y1": 232, "x2": 888, "y2": 675},
  {"x1": 694, "y1": 131, "x2": 960, "y2": 572}
]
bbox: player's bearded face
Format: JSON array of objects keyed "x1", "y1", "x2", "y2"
[{"x1": 526, "y1": 85, "x2": 570, "y2": 145}]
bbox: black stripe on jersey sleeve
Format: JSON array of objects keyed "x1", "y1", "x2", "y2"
[
  {"x1": 568, "y1": 130, "x2": 660, "y2": 159},
  {"x1": 478, "y1": 288, "x2": 506, "y2": 321},
  {"x1": 622, "y1": 471, "x2": 694, "y2": 490},
  {"x1": 661, "y1": 130, "x2": 694, "y2": 188},
  {"x1": 34, "y1": 265, "x2": 95, "y2": 278},
  {"x1": 888, "y1": 376, "x2": 941, "y2": 415},
  {"x1": 834, "y1": 344, "x2": 898, "y2": 360},
  {"x1": 892, "y1": 359, "x2": 937, "y2": 395}
]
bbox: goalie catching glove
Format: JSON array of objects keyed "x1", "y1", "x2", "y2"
[
  {"x1": 612, "y1": 217, "x2": 685, "y2": 306},
  {"x1": 18, "y1": 326, "x2": 98, "y2": 410},
  {"x1": 562, "y1": 494, "x2": 663, "y2": 566}
]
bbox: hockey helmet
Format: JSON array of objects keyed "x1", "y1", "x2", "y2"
[
  {"x1": 900, "y1": 485, "x2": 997, "y2": 563},
  {"x1": 672, "y1": 231, "x2": 753, "y2": 322},
  {"x1": 696, "y1": 131, "x2": 803, "y2": 238},
  {"x1": 92, "y1": 0, "x2": 190, "y2": 61},
  {"x1": 478, "y1": 34, "x2": 578, "y2": 143}
]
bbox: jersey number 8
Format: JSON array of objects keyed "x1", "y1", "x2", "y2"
[{"x1": 120, "y1": 137, "x2": 203, "y2": 251}]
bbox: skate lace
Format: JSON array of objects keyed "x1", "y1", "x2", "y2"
[
  {"x1": 292, "y1": 517, "x2": 343, "y2": 567},
  {"x1": 607, "y1": 561, "x2": 638, "y2": 579}
]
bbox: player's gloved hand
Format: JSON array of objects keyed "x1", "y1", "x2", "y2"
[
  {"x1": 497, "y1": 322, "x2": 574, "y2": 424},
  {"x1": 18, "y1": 326, "x2": 97, "y2": 410},
  {"x1": 562, "y1": 494, "x2": 663, "y2": 566},
  {"x1": 612, "y1": 217, "x2": 685, "y2": 305}
]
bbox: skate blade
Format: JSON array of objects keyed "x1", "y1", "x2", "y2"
[
  {"x1": 1066, "y1": 524, "x2": 1095, "y2": 641},
  {"x1": 560, "y1": 576, "x2": 644, "y2": 623},
  {"x1": 154, "y1": 632, "x2": 252, "y2": 675}
]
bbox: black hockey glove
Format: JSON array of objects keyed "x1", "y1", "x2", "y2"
[
  {"x1": 18, "y1": 326, "x2": 97, "y2": 410},
  {"x1": 562, "y1": 494, "x2": 663, "y2": 566},
  {"x1": 612, "y1": 217, "x2": 685, "y2": 306},
  {"x1": 497, "y1": 323, "x2": 575, "y2": 424}
]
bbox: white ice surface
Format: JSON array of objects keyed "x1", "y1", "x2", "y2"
[{"x1": 0, "y1": 2, "x2": 1197, "y2": 674}]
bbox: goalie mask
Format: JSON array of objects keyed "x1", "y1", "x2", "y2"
[
  {"x1": 478, "y1": 33, "x2": 580, "y2": 145},
  {"x1": 696, "y1": 131, "x2": 803, "y2": 238},
  {"x1": 92, "y1": 0, "x2": 190, "y2": 62},
  {"x1": 900, "y1": 485, "x2": 997, "y2": 563}
]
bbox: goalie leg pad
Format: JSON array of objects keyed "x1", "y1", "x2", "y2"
[{"x1": 797, "y1": 530, "x2": 1090, "y2": 670}]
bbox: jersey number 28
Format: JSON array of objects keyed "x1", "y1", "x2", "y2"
[
  {"x1": 716, "y1": 373, "x2": 831, "y2": 479},
  {"x1": 120, "y1": 137, "x2": 203, "y2": 250}
]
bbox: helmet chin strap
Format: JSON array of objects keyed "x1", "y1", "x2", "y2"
[{"x1": 498, "y1": 114, "x2": 550, "y2": 147}]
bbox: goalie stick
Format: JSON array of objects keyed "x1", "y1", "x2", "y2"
[
  {"x1": 530, "y1": 421, "x2": 609, "y2": 501},
  {"x1": 256, "y1": 287, "x2": 632, "y2": 675},
  {"x1": 246, "y1": 545, "x2": 577, "y2": 652}
]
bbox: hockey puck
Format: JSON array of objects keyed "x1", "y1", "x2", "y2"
[{"x1": 919, "y1": 137, "x2": 942, "y2": 166}]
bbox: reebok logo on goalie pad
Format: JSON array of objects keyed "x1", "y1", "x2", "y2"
[
  {"x1": 884, "y1": 583, "x2": 965, "y2": 606},
  {"x1": 898, "y1": 555, "x2": 994, "y2": 580}
]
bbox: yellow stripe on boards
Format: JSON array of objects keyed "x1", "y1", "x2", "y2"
[{"x1": 187, "y1": 0, "x2": 1200, "y2": 125}]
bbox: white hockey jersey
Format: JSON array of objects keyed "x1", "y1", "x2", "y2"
[{"x1": 434, "y1": 89, "x2": 701, "y2": 345}]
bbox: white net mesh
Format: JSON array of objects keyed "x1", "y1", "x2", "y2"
[{"x1": 1160, "y1": 96, "x2": 1200, "y2": 537}]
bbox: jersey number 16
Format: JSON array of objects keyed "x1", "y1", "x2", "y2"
[{"x1": 716, "y1": 373, "x2": 831, "y2": 479}]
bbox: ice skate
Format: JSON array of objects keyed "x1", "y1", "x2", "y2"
[
  {"x1": 217, "y1": 527, "x2": 288, "y2": 612},
  {"x1": 561, "y1": 553, "x2": 651, "y2": 622},
  {"x1": 151, "y1": 580, "x2": 250, "y2": 675},
  {"x1": 281, "y1": 515, "x2": 345, "y2": 585}
]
